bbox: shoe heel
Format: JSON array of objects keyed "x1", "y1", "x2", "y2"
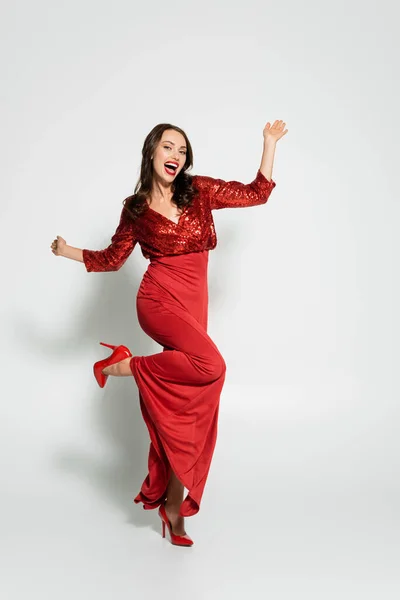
[
  {"x1": 162, "y1": 520, "x2": 166, "y2": 538},
  {"x1": 100, "y1": 342, "x2": 117, "y2": 350}
]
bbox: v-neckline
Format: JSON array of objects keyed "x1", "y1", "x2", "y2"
[{"x1": 146, "y1": 203, "x2": 185, "y2": 226}]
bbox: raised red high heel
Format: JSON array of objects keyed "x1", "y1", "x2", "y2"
[
  {"x1": 93, "y1": 342, "x2": 132, "y2": 388},
  {"x1": 158, "y1": 503, "x2": 194, "y2": 547}
]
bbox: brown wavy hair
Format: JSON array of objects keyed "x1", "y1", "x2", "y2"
[{"x1": 123, "y1": 123, "x2": 198, "y2": 220}]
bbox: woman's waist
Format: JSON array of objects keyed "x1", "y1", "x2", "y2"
[
  {"x1": 149, "y1": 249, "x2": 209, "y2": 267},
  {"x1": 139, "y1": 251, "x2": 209, "y2": 297},
  {"x1": 149, "y1": 250, "x2": 208, "y2": 281}
]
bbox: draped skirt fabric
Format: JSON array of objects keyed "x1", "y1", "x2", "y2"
[{"x1": 130, "y1": 250, "x2": 226, "y2": 517}]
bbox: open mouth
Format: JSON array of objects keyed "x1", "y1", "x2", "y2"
[{"x1": 164, "y1": 162, "x2": 178, "y2": 175}]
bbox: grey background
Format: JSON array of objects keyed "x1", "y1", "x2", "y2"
[{"x1": 1, "y1": 0, "x2": 399, "y2": 598}]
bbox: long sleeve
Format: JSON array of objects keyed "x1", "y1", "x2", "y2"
[
  {"x1": 193, "y1": 169, "x2": 276, "y2": 210},
  {"x1": 82, "y1": 207, "x2": 136, "y2": 272}
]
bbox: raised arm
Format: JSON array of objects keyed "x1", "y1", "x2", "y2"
[
  {"x1": 192, "y1": 120, "x2": 287, "y2": 210},
  {"x1": 82, "y1": 206, "x2": 137, "y2": 272},
  {"x1": 193, "y1": 168, "x2": 276, "y2": 210}
]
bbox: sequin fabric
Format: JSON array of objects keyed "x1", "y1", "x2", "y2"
[{"x1": 82, "y1": 169, "x2": 276, "y2": 271}]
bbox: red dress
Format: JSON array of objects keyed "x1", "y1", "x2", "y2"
[{"x1": 82, "y1": 170, "x2": 276, "y2": 517}]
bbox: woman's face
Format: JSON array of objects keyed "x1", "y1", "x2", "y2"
[{"x1": 152, "y1": 129, "x2": 187, "y2": 186}]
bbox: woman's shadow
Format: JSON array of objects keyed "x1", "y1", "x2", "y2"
[{"x1": 27, "y1": 255, "x2": 159, "y2": 531}]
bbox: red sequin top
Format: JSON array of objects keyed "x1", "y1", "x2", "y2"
[{"x1": 82, "y1": 169, "x2": 276, "y2": 271}]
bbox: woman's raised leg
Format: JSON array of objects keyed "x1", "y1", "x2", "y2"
[
  {"x1": 131, "y1": 299, "x2": 226, "y2": 517},
  {"x1": 102, "y1": 356, "x2": 133, "y2": 377}
]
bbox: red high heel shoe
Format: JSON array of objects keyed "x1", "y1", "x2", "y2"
[
  {"x1": 158, "y1": 503, "x2": 194, "y2": 547},
  {"x1": 93, "y1": 342, "x2": 132, "y2": 388}
]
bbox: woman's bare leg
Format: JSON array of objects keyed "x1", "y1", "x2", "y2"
[
  {"x1": 165, "y1": 470, "x2": 190, "y2": 537},
  {"x1": 103, "y1": 358, "x2": 190, "y2": 536},
  {"x1": 102, "y1": 357, "x2": 132, "y2": 377}
]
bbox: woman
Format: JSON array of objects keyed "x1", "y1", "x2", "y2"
[{"x1": 50, "y1": 120, "x2": 288, "y2": 546}]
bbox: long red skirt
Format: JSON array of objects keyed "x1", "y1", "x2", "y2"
[{"x1": 130, "y1": 250, "x2": 226, "y2": 517}]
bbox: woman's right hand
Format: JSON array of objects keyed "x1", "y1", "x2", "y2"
[{"x1": 51, "y1": 235, "x2": 66, "y2": 256}]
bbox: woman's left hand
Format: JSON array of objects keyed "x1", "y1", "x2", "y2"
[{"x1": 263, "y1": 120, "x2": 288, "y2": 143}]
